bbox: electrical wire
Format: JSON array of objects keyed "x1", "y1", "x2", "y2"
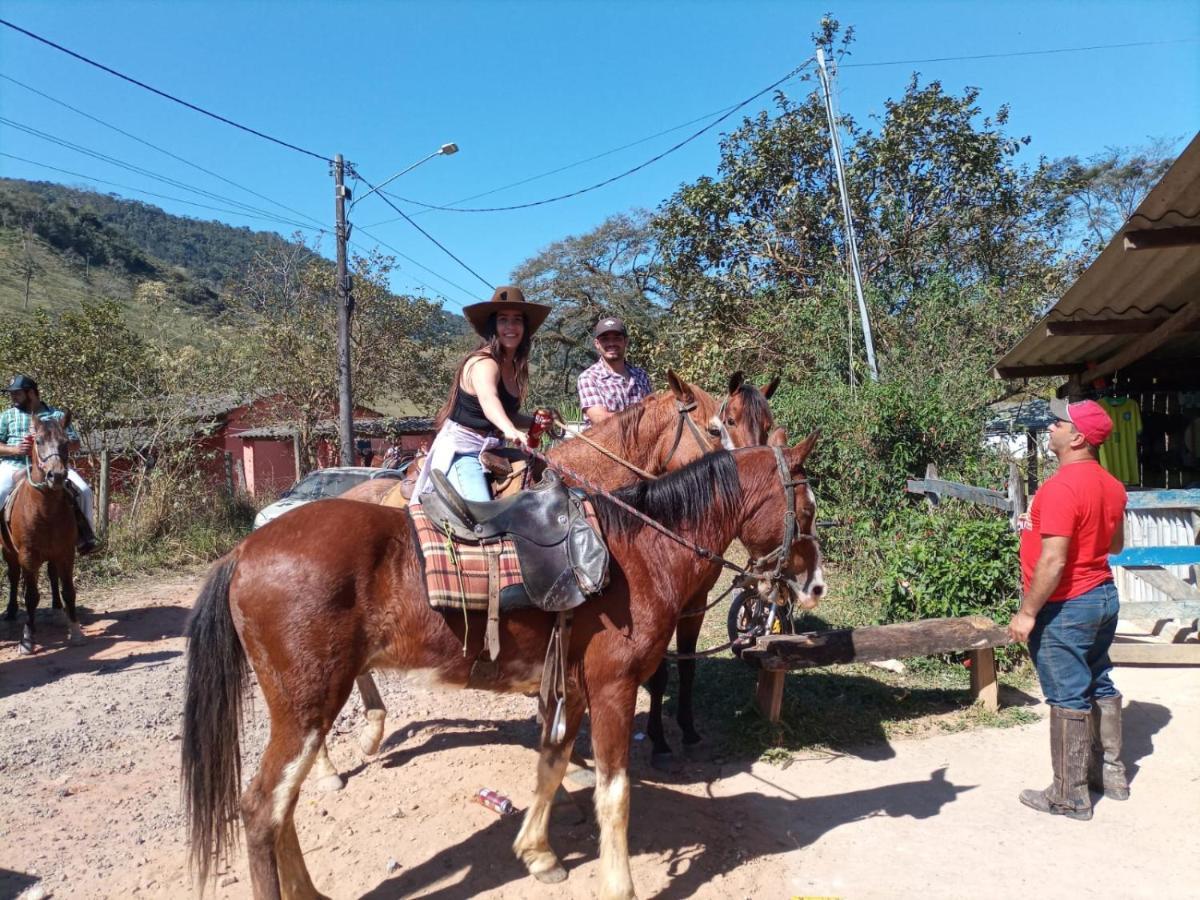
[
  {"x1": 351, "y1": 228, "x2": 483, "y2": 306},
  {"x1": 355, "y1": 172, "x2": 494, "y2": 290},
  {"x1": 0, "y1": 115, "x2": 319, "y2": 225},
  {"x1": 839, "y1": 37, "x2": 1199, "y2": 68},
  {"x1": 0, "y1": 151, "x2": 323, "y2": 232},
  {"x1": 0, "y1": 17, "x2": 332, "y2": 163},
  {"x1": 0, "y1": 72, "x2": 326, "y2": 229},
  {"x1": 379, "y1": 59, "x2": 813, "y2": 214}
]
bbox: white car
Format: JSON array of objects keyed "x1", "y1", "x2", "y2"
[{"x1": 253, "y1": 465, "x2": 408, "y2": 529}]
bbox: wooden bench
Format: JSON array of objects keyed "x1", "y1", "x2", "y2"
[{"x1": 740, "y1": 615, "x2": 1012, "y2": 723}]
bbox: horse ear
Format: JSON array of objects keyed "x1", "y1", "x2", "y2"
[
  {"x1": 727, "y1": 371, "x2": 745, "y2": 396},
  {"x1": 789, "y1": 429, "x2": 820, "y2": 466},
  {"x1": 761, "y1": 375, "x2": 781, "y2": 400},
  {"x1": 767, "y1": 426, "x2": 788, "y2": 448},
  {"x1": 60, "y1": 410, "x2": 71, "y2": 431},
  {"x1": 667, "y1": 370, "x2": 694, "y2": 404}
]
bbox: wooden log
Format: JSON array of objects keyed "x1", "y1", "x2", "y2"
[
  {"x1": 968, "y1": 648, "x2": 999, "y2": 712},
  {"x1": 1122, "y1": 569, "x2": 1200, "y2": 604},
  {"x1": 743, "y1": 616, "x2": 1011, "y2": 669},
  {"x1": 1121, "y1": 489, "x2": 1200, "y2": 510},
  {"x1": 1109, "y1": 641, "x2": 1200, "y2": 665},
  {"x1": 755, "y1": 670, "x2": 786, "y2": 723},
  {"x1": 97, "y1": 449, "x2": 110, "y2": 538},
  {"x1": 1111, "y1": 546, "x2": 1200, "y2": 567}
]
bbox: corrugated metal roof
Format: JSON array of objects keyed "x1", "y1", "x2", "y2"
[
  {"x1": 994, "y1": 131, "x2": 1200, "y2": 381},
  {"x1": 238, "y1": 416, "x2": 434, "y2": 439}
]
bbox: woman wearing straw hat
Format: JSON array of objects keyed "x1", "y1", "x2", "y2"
[{"x1": 411, "y1": 286, "x2": 551, "y2": 502}]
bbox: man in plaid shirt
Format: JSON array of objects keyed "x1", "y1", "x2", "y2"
[
  {"x1": 0, "y1": 374, "x2": 98, "y2": 554},
  {"x1": 577, "y1": 316, "x2": 653, "y2": 427}
]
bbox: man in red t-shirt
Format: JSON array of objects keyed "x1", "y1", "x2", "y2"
[{"x1": 1009, "y1": 398, "x2": 1128, "y2": 820}]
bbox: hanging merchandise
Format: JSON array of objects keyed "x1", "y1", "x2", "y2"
[{"x1": 1097, "y1": 396, "x2": 1143, "y2": 485}]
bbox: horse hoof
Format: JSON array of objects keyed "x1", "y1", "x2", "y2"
[
  {"x1": 528, "y1": 859, "x2": 568, "y2": 884},
  {"x1": 682, "y1": 731, "x2": 702, "y2": 747},
  {"x1": 650, "y1": 751, "x2": 674, "y2": 771},
  {"x1": 315, "y1": 774, "x2": 346, "y2": 793},
  {"x1": 68, "y1": 627, "x2": 86, "y2": 646},
  {"x1": 358, "y1": 728, "x2": 384, "y2": 757},
  {"x1": 18, "y1": 640, "x2": 35, "y2": 656}
]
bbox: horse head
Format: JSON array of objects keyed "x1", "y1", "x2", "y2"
[
  {"x1": 30, "y1": 411, "x2": 71, "y2": 490},
  {"x1": 737, "y1": 433, "x2": 825, "y2": 611},
  {"x1": 714, "y1": 372, "x2": 780, "y2": 448}
]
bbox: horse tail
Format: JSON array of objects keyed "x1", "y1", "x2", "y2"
[{"x1": 180, "y1": 553, "x2": 246, "y2": 888}]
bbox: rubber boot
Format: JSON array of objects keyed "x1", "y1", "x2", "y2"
[
  {"x1": 1019, "y1": 706, "x2": 1093, "y2": 820},
  {"x1": 1089, "y1": 694, "x2": 1130, "y2": 800}
]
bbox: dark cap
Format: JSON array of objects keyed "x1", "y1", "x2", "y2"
[
  {"x1": 593, "y1": 316, "x2": 628, "y2": 338},
  {"x1": 6, "y1": 374, "x2": 37, "y2": 392}
]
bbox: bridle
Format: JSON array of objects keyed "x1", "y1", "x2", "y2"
[
  {"x1": 661, "y1": 398, "x2": 723, "y2": 469},
  {"x1": 25, "y1": 426, "x2": 68, "y2": 492}
]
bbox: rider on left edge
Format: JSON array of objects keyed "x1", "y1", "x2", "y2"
[{"x1": 0, "y1": 374, "x2": 99, "y2": 555}]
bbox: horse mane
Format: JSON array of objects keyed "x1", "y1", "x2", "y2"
[
  {"x1": 593, "y1": 450, "x2": 741, "y2": 538},
  {"x1": 733, "y1": 384, "x2": 772, "y2": 439}
]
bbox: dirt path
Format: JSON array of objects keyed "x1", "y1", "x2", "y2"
[{"x1": 1, "y1": 571, "x2": 1197, "y2": 899}]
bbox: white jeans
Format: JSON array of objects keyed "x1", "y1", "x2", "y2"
[{"x1": 0, "y1": 463, "x2": 93, "y2": 524}]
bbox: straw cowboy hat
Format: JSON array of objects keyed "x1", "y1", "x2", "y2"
[{"x1": 462, "y1": 286, "x2": 551, "y2": 338}]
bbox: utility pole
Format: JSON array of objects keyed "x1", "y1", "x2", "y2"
[
  {"x1": 816, "y1": 47, "x2": 880, "y2": 382},
  {"x1": 333, "y1": 154, "x2": 354, "y2": 466}
]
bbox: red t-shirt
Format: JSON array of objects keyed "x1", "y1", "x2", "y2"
[{"x1": 1019, "y1": 460, "x2": 1126, "y2": 601}]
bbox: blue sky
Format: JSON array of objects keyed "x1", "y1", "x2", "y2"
[{"x1": 2, "y1": 1, "x2": 1197, "y2": 315}]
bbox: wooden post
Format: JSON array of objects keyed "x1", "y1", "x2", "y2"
[
  {"x1": 755, "y1": 669, "x2": 786, "y2": 723},
  {"x1": 234, "y1": 458, "x2": 248, "y2": 496},
  {"x1": 1007, "y1": 461, "x2": 1026, "y2": 531},
  {"x1": 924, "y1": 463, "x2": 939, "y2": 508},
  {"x1": 223, "y1": 451, "x2": 234, "y2": 497},
  {"x1": 292, "y1": 431, "x2": 303, "y2": 481},
  {"x1": 97, "y1": 449, "x2": 110, "y2": 537},
  {"x1": 968, "y1": 648, "x2": 999, "y2": 711},
  {"x1": 1025, "y1": 428, "x2": 1039, "y2": 495}
]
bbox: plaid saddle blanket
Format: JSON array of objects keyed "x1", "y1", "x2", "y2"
[{"x1": 410, "y1": 502, "x2": 523, "y2": 611}]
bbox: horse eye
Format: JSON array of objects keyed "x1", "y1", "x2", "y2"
[{"x1": 725, "y1": 418, "x2": 735, "y2": 426}]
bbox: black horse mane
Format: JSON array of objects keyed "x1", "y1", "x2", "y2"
[{"x1": 593, "y1": 450, "x2": 742, "y2": 537}]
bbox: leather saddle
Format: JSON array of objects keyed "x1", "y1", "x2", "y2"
[{"x1": 422, "y1": 467, "x2": 608, "y2": 613}]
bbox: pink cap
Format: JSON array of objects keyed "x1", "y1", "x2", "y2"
[{"x1": 1049, "y1": 398, "x2": 1113, "y2": 446}]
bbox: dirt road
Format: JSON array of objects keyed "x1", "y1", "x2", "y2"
[{"x1": 1, "y1": 571, "x2": 1196, "y2": 899}]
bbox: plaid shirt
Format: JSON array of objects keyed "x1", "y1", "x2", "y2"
[
  {"x1": 0, "y1": 403, "x2": 78, "y2": 465},
  {"x1": 577, "y1": 359, "x2": 653, "y2": 425}
]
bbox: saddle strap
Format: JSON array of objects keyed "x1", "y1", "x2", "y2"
[
  {"x1": 539, "y1": 610, "x2": 574, "y2": 748},
  {"x1": 467, "y1": 543, "x2": 503, "y2": 687}
]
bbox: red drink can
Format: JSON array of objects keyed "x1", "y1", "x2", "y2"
[
  {"x1": 475, "y1": 788, "x2": 514, "y2": 815},
  {"x1": 527, "y1": 409, "x2": 553, "y2": 448}
]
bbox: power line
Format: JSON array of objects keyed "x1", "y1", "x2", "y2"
[
  {"x1": 380, "y1": 59, "x2": 813, "y2": 214},
  {"x1": 840, "y1": 37, "x2": 1200, "y2": 69},
  {"x1": 0, "y1": 115, "x2": 318, "y2": 226},
  {"x1": 0, "y1": 72, "x2": 326, "y2": 229},
  {"x1": 0, "y1": 151, "x2": 323, "y2": 232},
  {"x1": 351, "y1": 228, "x2": 483, "y2": 306},
  {"x1": 0, "y1": 17, "x2": 332, "y2": 163},
  {"x1": 354, "y1": 171, "x2": 494, "y2": 290}
]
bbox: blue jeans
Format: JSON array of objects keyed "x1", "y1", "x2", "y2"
[
  {"x1": 1029, "y1": 580, "x2": 1119, "y2": 711},
  {"x1": 447, "y1": 452, "x2": 491, "y2": 502}
]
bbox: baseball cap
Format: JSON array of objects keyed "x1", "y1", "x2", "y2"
[
  {"x1": 6, "y1": 374, "x2": 37, "y2": 392},
  {"x1": 593, "y1": 316, "x2": 627, "y2": 338},
  {"x1": 1049, "y1": 398, "x2": 1113, "y2": 446}
]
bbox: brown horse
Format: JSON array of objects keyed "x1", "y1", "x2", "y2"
[
  {"x1": 309, "y1": 370, "x2": 777, "y2": 789},
  {"x1": 181, "y1": 438, "x2": 821, "y2": 900},
  {"x1": 2, "y1": 413, "x2": 84, "y2": 654}
]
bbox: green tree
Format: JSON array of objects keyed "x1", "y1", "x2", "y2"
[{"x1": 512, "y1": 210, "x2": 668, "y2": 404}]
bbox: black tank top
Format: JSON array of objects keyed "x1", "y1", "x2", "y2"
[{"x1": 449, "y1": 378, "x2": 520, "y2": 432}]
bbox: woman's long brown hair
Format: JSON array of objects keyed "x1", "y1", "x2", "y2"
[{"x1": 434, "y1": 311, "x2": 532, "y2": 429}]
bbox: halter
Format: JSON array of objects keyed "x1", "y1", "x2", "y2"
[{"x1": 25, "y1": 428, "x2": 67, "y2": 492}]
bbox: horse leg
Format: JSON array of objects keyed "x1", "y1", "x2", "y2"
[
  {"x1": 307, "y1": 670, "x2": 388, "y2": 792},
  {"x1": 4, "y1": 556, "x2": 17, "y2": 621},
  {"x1": 58, "y1": 563, "x2": 84, "y2": 646},
  {"x1": 18, "y1": 566, "x2": 40, "y2": 655},
  {"x1": 644, "y1": 661, "x2": 674, "y2": 767},
  {"x1": 589, "y1": 679, "x2": 639, "y2": 900},
  {"x1": 513, "y1": 698, "x2": 586, "y2": 884},
  {"x1": 309, "y1": 742, "x2": 345, "y2": 794},
  {"x1": 674, "y1": 614, "x2": 704, "y2": 748},
  {"x1": 355, "y1": 672, "x2": 387, "y2": 756},
  {"x1": 48, "y1": 562, "x2": 63, "y2": 610}
]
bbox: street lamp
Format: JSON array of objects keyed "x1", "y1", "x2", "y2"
[
  {"x1": 350, "y1": 143, "x2": 459, "y2": 209},
  {"x1": 336, "y1": 143, "x2": 458, "y2": 466}
]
